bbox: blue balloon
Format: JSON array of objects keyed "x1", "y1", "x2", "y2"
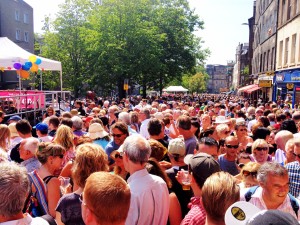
[
  {"x1": 35, "y1": 58, "x2": 42, "y2": 65},
  {"x1": 25, "y1": 61, "x2": 32, "y2": 68},
  {"x1": 22, "y1": 65, "x2": 30, "y2": 71}
]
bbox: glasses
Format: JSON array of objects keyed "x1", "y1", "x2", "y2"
[
  {"x1": 255, "y1": 147, "x2": 268, "y2": 151},
  {"x1": 112, "y1": 133, "x2": 124, "y2": 138},
  {"x1": 225, "y1": 144, "x2": 239, "y2": 149},
  {"x1": 242, "y1": 170, "x2": 257, "y2": 177},
  {"x1": 79, "y1": 193, "x2": 95, "y2": 214},
  {"x1": 224, "y1": 131, "x2": 231, "y2": 135},
  {"x1": 115, "y1": 152, "x2": 123, "y2": 159},
  {"x1": 292, "y1": 152, "x2": 300, "y2": 158},
  {"x1": 238, "y1": 129, "x2": 247, "y2": 132},
  {"x1": 54, "y1": 155, "x2": 64, "y2": 159}
]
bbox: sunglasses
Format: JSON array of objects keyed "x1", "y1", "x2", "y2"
[
  {"x1": 238, "y1": 129, "x2": 247, "y2": 132},
  {"x1": 112, "y1": 133, "x2": 124, "y2": 138},
  {"x1": 54, "y1": 155, "x2": 64, "y2": 159},
  {"x1": 256, "y1": 147, "x2": 268, "y2": 151},
  {"x1": 292, "y1": 152, "x2": 300, "y2": 158},
  {"x1": 115, "y1": 153, "x2": 123, "y2": 159},
  {"x1": 242, "y1": 170, "x2": 257, "y2": 177},
  {"x1": 225, "y1": 144, "x2": 239, "y2": 149},
  {"x1": 224, "y1": 131, "x2": 231, "y2": 135}
]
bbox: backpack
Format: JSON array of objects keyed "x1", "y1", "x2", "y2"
[
  {"x1": 24, "y1": 171, "x2": 55, "y2": 217},
  {"x1": 245, "y1": 185, "x2": 299, "y2": 217}
]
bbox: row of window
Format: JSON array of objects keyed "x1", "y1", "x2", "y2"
[
  {"x1": 15, "y1": 10, "x2": 29, "y2": 24},
  {"x1": 278, "y1": 33, "x2": 300, "y2": 67},
  {"x1": 16, "y1": 29, "x2": 29, "y2": 42}
]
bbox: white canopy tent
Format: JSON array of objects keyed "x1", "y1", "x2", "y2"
[
  {"x1": 0, "y1": 37, "x2": 63, "y2": 90},
  {"x1": 164, "y1": 86, "x2": 188, "y2": 92}
]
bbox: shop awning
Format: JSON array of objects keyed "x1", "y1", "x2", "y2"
[
  {"x1": 245, "y1": 85, "x2": 261, "y2": 94},
  {"x1": 237, "y1": 84, "x2": 257, "y2": 93}
]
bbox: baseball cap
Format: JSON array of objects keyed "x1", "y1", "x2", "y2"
[
  {"x1": 225, "y1": 201, "x2": 260, "y2": 225},
  {"x1": 186, "y1": 153, "x2": 220, "y2": 185},
  {"x1": 34, "y1": 123, "x2": 48, "y2": 133},
  {"x1": 7, "y1": 115, "x2": 22, "y2": 123},
  {"x1": 82, "y1": 116, "x2": 93, "y2": 123},
  {"x1": 168, "y1": 138, "x2": 185, "y2": 157},
  {"x1": 246, "y1": 209, "x2": 299, "y2": 225}
]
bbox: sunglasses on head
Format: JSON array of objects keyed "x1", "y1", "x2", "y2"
[
  {"x1": 242, "y1": 170, "x2": 257, "y2": 177},
  {"x1": 115, "y1": 152, "x2": 123, "y2": 159},
  {"x1": 112, "y1": 133, "x2": 123, "y2": 138},
  {"x1": 225, "y1": 144, "x2": 239, "y2": 149},
  {"x1": 256, "y1": 147, "x2": 268, "y2": 151}
]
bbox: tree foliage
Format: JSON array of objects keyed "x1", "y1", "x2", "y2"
[{"x1": 39, "y1": 0, "x2": 209, "y2": 97}]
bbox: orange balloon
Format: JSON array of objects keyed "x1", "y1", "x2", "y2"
[
  {"x1": 30, "y1": 64, "x2": 38, "y2": 72},
  {"x1": 20, "y1": 69, "x2": 30, "y2": 79}
]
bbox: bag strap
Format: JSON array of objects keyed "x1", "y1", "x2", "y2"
[
  {"x1": 28, "y1": 171, "x2": 49, "y2": 215},
  {"x1": 244, "y1": 186, "x2": 259, "y2": 202},
  {"x1": 43, "y1": 175, "x2": 56, "y2": 184},
  {"x1": 288, "y1": 193, "x2": 299, "y2": 217}
]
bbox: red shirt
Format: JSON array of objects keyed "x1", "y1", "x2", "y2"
[{"x1": 181, "y1": 197, "x2": 206, "y2": 225}]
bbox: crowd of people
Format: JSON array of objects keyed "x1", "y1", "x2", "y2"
[{"x1": 0, "y1": 93, "x2": 300, "y2": 225}]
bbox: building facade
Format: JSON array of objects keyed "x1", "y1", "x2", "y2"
[
  {"x1": 206, "y1": 64, "x2": 229, "y2": 93},
  {"x1": 273, "y1": 0, "x2": 300, "y2": 105},
  {"x1": 0, "y1": 0, "x2": 34, "y2": 89}
]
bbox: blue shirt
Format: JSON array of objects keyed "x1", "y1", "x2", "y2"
[
  {"x1": 218, "y1": 154, "x2": 239, "y2": 176},
  {"x1": 285, "y1": 161, "x2": 300, "y2": 197},
  {"x1": 93, "y1": 139, "x2": 109, "y2": 151},
  {"x1": 104, "y1": 140, "x2": 120, "y2": 165}
]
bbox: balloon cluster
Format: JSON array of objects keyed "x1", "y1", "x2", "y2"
[{"x1": 13, "y1": 55, "x2": 42, "y2": 79}]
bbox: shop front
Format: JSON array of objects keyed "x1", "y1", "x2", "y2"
[{"x1": 273, "y1": 69, "x2": 300, "y2": 107}]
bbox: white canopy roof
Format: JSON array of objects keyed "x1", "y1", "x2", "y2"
[
  {"x1": 164, "y1": 86, "x2": 188, "y2": 92},
  {"x1": 0, "y1": 37, "x2": 63, "y2": 90}
]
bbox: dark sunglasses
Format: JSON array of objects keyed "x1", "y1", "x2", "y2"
[
  {"x1": 54, "y1": 155, "x2": 64, "y2": 159},
  {"x1": 115, "y1": 153, "x2": 123, "y2": 159},
  {"x1": 224, "y1": 131, "x2": 231, "y2": 134},
  {"x1": 238, "y1": 129, "x2": 247, "y2": 132},
  {"x1": 226, "y1": 144, "x2": 239, "y2": 149},
  {"x1": 256, "y1": 147, "x2": 268, "y2": 151},
  {"x1": 243, "y1": 170, "x2": 257, "y2": 177},
  {"x1": 112, "y1": 133, "x2": 124, "y2": 138},
  {"x1": 293, "y1": 152, "x2": 300, "y2": 158}
]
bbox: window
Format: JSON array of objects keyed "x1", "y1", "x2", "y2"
[
  {"x1": 287, "y1": 0, "x2": 291, "y2": 20},
  {"x1": 271, "y1": 47, "x2": 275, "y2": 69},
  {"x1": 263, "y1": 52, "x2": 267, "y2": 71},
  {"x1": 267, "y1": 50, "x2": 270, "y2": 70},
  {"x1": 298, "y1": 35, "x2": 300, "y2": 63},
  {"x1": 291, "y1": 34, "x2": 296, "y2": 64},
  {"x1": 284, "y1": 37, "x2": 289, "y2": 65},
  {"x1": 279, "y1": 40, "x2": 283, "y2": 67},
  {"x1": 24, "y1": 13, "x2": 29, "y2": 24},
  {"x1": 15, "y1": 10, "x2": 20, "y2": 21},
  {"x1": 24, "y1": 32, "x2": 29, "y2": 42},
  {"x1": 16, "y1": 29, "x2": 21, "y2": 41}
]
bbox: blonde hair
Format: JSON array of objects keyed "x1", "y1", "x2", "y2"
[
  {"x1": 0, "y1": 124, "x2": 10, "y2": 151},
  {"x1": 240, "y1": 162, "x2": 261, "y2": 179},
  {"x1": 53, "y1": 125, "x2": 74, "y2": 150},
  {"x1": 72, "y1": 143, "x2": 108, "y2": 188},
  {"x1": 36, "y1": 142, "x2": 66, "y2": 164},
  {"x1": 202, "y1": 172, "x2": 240, "y2": 222},
  {"x1": 251, "y1": 139, "x2": 269, "y2": 153}
]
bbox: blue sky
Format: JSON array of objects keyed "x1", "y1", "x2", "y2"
[{"x1": 25, "y1": 0, "x2": 254, "y2": 65}]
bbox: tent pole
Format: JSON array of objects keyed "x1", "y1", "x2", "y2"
[
  {"x1": 41, "y1": 71, "x2": 43, "y2": 91},
  {"x1": 60, "y1": 70, "x2": 63, "y2": 91}
]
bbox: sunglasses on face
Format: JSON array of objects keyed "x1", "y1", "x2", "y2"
[
  {"x1": 238, "y1": 129, "x2": 247, "y2": 132},
  {"x1": 226, "y1": 144, "x2": 239, "y2": 149},
  {"x1": 242, "y1": 170, "x2": 257, "y2": 177},
  {"x1": 256, "y1": 147, "x2": 268, "y2": 151},
  {"x1": 293, "y1": 152, "x2": 300, "y2": 158},
  {"x1": 54, "y1": 155, "x2": 64, "y2": 159},
  {"x1": 224, "y1": 131, "x2": 231, "y2": 134},
  {"x1": 115, "y1": 152, "x2": 123, "y2": 159},
  {"x1": 112, "y1": 133, "x2": 124, "y2": 138}
]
